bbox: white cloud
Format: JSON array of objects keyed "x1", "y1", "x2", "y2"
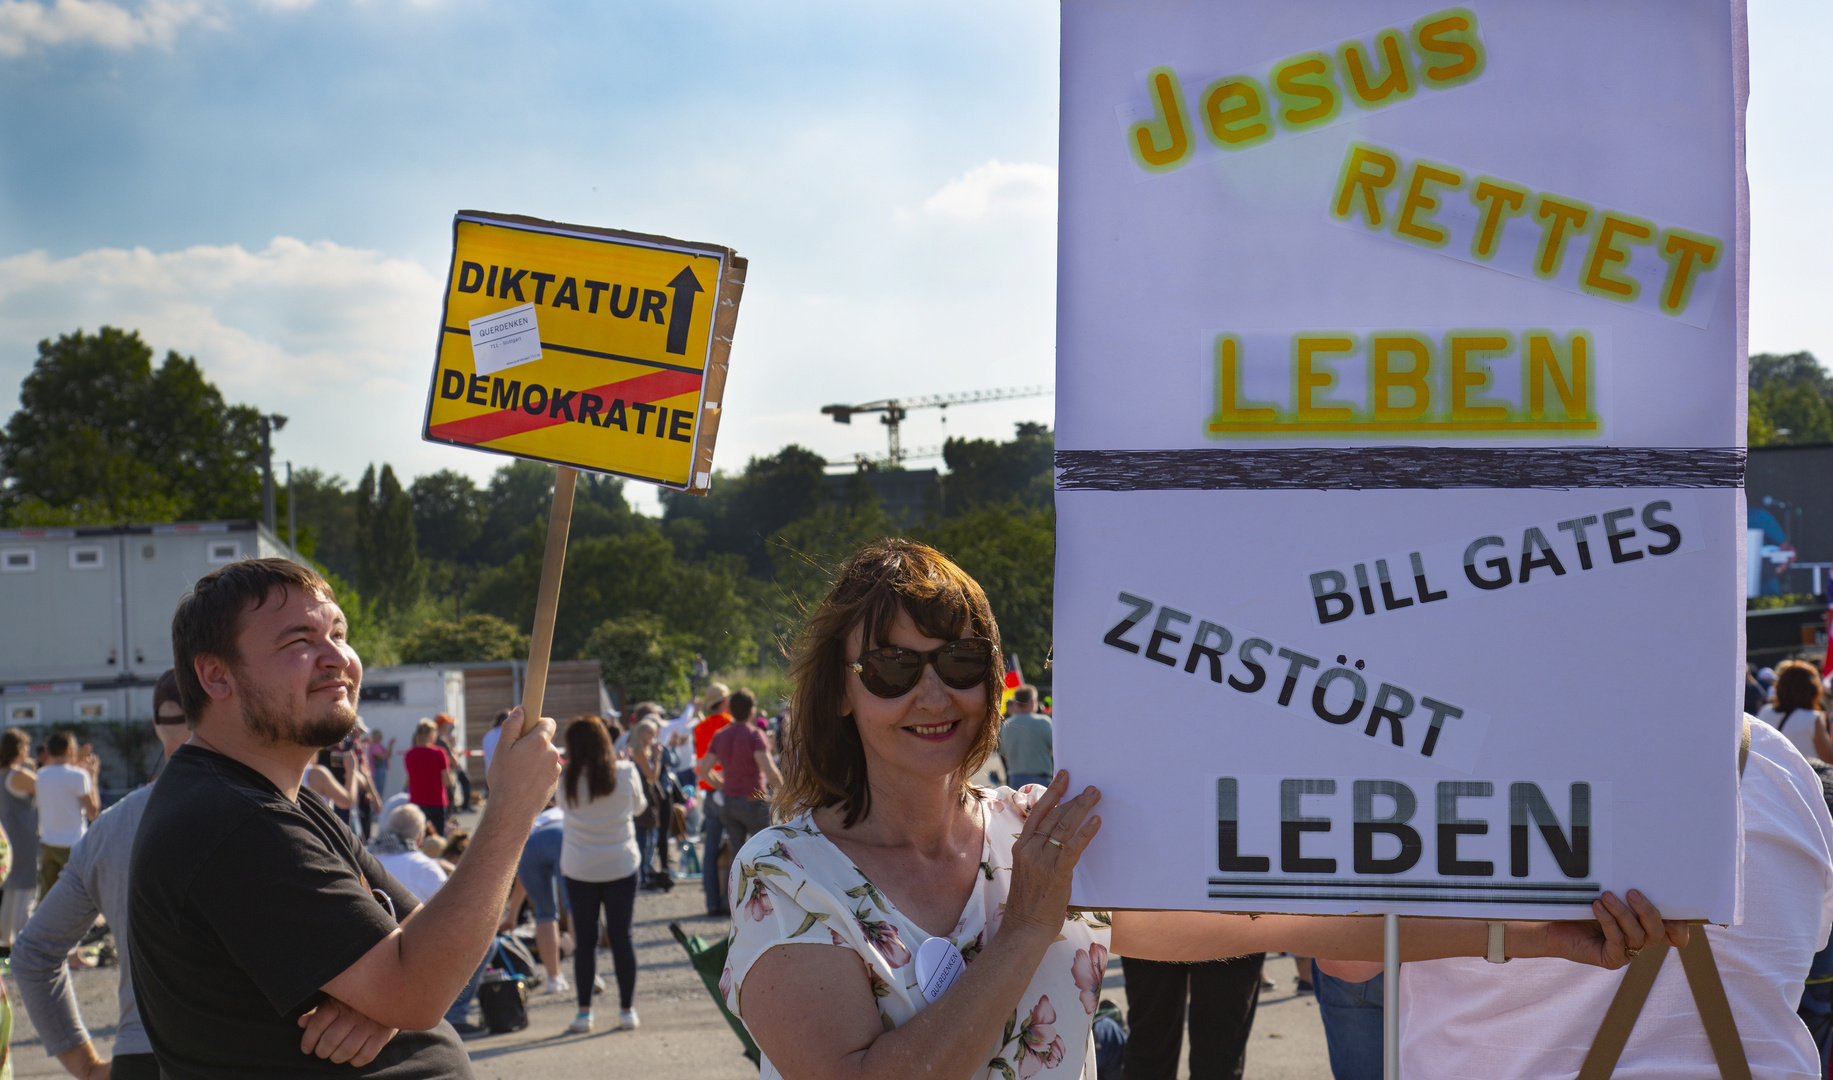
[
  {"x1": 922, "y1": 160, "x2": 1057, "y2": 222},
  {"x1": 0, "y1": 0, "x2": 221, "y2": 56},
  {"x1": 0, "y1": 237, "x2": 460, "y2": 484}
]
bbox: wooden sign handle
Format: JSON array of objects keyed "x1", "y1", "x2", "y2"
[{"x1": 513, "y1": 465, "x2": 578, "y2": 741}]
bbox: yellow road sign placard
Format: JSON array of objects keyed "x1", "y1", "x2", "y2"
[{"x1": 421, "y1": 211, "x2": 746, "y2": 492}]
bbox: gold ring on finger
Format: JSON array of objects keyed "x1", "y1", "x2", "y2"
[
  {"x1": 1624, "y1": 946, "x2": 1640, "y2": 960},
  {"x1": 1046, "y1": 837, "x2": 1065, "y2": 848}
]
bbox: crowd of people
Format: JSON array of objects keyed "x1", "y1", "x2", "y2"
[{"x1": 0, "y1": 543, "x2": 1823, "y2": 1079}]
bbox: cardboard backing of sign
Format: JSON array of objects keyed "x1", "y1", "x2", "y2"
[{"x1": 422, "y1": 211, "x2": 746, "y2": 493}]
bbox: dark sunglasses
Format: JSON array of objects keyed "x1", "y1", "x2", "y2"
[{"x1": 849, "y1": 637, "x2": 996, "y2": 699}]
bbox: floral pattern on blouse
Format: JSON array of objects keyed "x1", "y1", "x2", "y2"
[{"x1": 721, "y1": 785, "x2": 1113, "y2": 1080}]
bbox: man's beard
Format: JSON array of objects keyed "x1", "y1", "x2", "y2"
[{"x1": 239, "y1": 671, "x2": 359, "y2": 748}]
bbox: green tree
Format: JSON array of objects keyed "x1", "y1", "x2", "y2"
[
  {"x1": 0, "y1": 327, "x2": 266, "y2": 524},
  {"x1": 355, "y1": 464, "x2": 422, "y2": 614},
  {"x1": 290, "y1": 468, "x2": 358, "y2": 576},
  {"x1": 410, "y1": 470, "x2": 482, "y2": 564},
  {"x1": 661, "y1": 444, "x2": 831, "y2": 575},
  {"x1": 468, "y1": 528, "x2": 763, "y2": 671},
  {"x1": 399, "y1": 614, "x2": 528, "y2": 663},
  {"x1": 940, "y1": 422, "x2": 1054, "y2": 515},
  {"x1": 1750, "y1": 352, "x2": 1833, "y2": 445},
  {"x1": 474, "y1": 460, "x2": 556, "y2": 565},
  {"x1": 578, "y1": 614, "x2": 695, "y2": 704}
]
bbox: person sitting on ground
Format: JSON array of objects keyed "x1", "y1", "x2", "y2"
[
  {"x1": 702, "y1": 689, "x2": 783, "y2": 901},
  {"x1": 34, "y1": 731, "x2": 101, "y2": 901},
  {"x1": 997, "y1": 684, "x2": 1053, "y2": 790},
  {"x1": 367, "y1": 804, "x2": 448, "y2": 906},
  {"x1": 12, "y1": 669, "x2": 192, "y2": 1080},
  {"x1": 129, "y1": 557, "x2": 562, "y2": 1076},
  {"x1": 721, "y1": 539, "x2": 1681, "y2": 1080},
  {"x1": 559, "y1": 715, "x2": 647, "y2": 1034},
  {"x1": 0, "y1": 726, "x2": 41, "y2": 951},
  {"x1": 402, "y1": 718, "x2": 456, "y2": 836}
]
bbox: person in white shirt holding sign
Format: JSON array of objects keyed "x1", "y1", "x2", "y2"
[
  {"x1": 721, "y1": 540, "x2": 1684, "y2": 1080},
  {"x1": 1322, "y1": 716, "x2": 1833, "y2": 1080}
]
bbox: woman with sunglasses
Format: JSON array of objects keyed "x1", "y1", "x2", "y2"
[{"x1": 721, "y1": 540, "x2": 1682, "y2": 1080}]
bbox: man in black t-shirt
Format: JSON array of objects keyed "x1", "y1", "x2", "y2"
[{"x1": 131, "y1": 558, "x2": 562, "y2": 1079}]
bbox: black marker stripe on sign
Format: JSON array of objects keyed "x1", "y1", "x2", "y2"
[{"x1": 1054, "y1": 448, "x2": 1745, "y2": 491}]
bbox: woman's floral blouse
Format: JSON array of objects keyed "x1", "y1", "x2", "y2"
[{"x1": 722, "y1": 785, "x2": 1113, "y2": 1080}]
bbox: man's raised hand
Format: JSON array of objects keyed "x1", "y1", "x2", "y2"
[{"x1": 484, "y1": 706, "x2": 562, "y2": 819}]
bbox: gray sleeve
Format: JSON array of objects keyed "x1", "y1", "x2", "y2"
[{"x1": 12, "y1": 846, "x2": 101, "y2": 1056}]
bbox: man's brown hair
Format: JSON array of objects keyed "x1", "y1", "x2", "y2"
[
  {"x1": 775, "y1": 539, "x2": 1003, "y2": 828},
  {"x1": 170, "y1": 558, "x2": 334, "y2": 726}
]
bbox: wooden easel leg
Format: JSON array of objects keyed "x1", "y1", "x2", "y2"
[
  {"x1": 515, "y1": 465, "x2": 578, "y2": 732},
  {"x1": 1678, "y1": 930, "x2": 1753, "y2": 1080},
  {"x1": 1578, "y1": 925, "x2": 1752, "y2": 1080},
  {"x1": 1576, "y1": 940, "x2": 1670, "y2": 1080}
]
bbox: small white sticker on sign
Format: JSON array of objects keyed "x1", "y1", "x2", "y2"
[
  {"x1": 469, "y1": 303, "x2": 543, "y2": 377},
  {"x1": 914, "y1": 935, "x2": 965, "y2": 1003}
]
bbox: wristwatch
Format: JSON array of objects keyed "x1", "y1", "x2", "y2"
[{"x1": 1486, "y1": 920, "x2": 1510, "y2": 964}]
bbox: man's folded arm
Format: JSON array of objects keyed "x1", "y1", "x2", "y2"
[{"x1": 321, "y1": 810, "x2": 527, "y2": 1029}]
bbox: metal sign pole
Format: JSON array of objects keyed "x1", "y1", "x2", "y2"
[{"x1": 1384, "y1": 912, "x2": 1400, "y2": 1080}]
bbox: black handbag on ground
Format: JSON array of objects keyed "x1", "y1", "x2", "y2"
[{"x1": 475, "y1": 936, "x2": 532, "y2": 1033}]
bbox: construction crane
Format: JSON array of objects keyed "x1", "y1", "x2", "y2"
[{"x1": 821, "y1": 386, "x2": 1052, "y2": 467}]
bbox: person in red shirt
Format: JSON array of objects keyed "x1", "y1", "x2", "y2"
[
  {"x1": 703, "y1": 689, "x2": 782, "y2": 908},
  {"x1": 402, "y1": 718, "x2": 455, "y2": 835},
  {"x1": 693, "y1": 684, "x2": 731, "y2": 917}
]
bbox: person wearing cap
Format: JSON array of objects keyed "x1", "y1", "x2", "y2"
[{"x1": 693, "y1": 683, "x2": 732, "y2": 917}]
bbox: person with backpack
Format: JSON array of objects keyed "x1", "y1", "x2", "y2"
[{"x1": 1760, "y1": 660, "x2": 1828, "y2": 762}]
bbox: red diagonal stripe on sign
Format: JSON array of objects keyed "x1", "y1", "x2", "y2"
[{"x1": 429, "y1": 369, "x2": 703, "y2": 445}]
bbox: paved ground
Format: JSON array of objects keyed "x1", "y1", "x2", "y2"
[{"x1": 4, "y1": 885, "x2": 1335, "y2": 1078}]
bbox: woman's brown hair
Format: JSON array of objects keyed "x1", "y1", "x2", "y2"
[
  {"x1": 775, "y1": 539, "x2": 1004, "y2": 828},
  {"x1": 562, "y1": 714, "x2": 617, "y2": 807},
  {"x1": 0, "y1": 728, "x2": 29, "y2": 770},
  {"x1": 1773, "y1": 660, "x2": 1826, "y2": 717}
]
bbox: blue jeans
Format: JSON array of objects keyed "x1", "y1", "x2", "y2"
[
  {"x1": 516, "y1": 822, "x2": 566, "y2": 923},
  {"x1": 702, "y1": 795, "x2": 727, "y2": 913},
  {"x1": 636, "y1": 826, "x2": 658, "y2": 881},
  {"x1": 445, "y1": 957, "x2": 487, "y2": 1027},
  {"x1": 1313, "y1": 963, "x2": 1383, "y2": 1080}
]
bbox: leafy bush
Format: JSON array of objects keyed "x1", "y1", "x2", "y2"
[
  {"x1": 579, "y1": 614, "x2": 696, "y2": 705},
  {"x1": 398, "y1": 614, "x2": 529, "y2": 663}
]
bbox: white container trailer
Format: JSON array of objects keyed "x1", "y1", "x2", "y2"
[
  {"x1": 355, "y1": 665, "x2": 468, "y2": 800},
  {"x1": 0, "y1": 520, "x2": 296, "y2": 687}
]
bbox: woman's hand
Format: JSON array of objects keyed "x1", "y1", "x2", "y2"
[
  {"x1": 1001, "y1": 771, "x2": 1102, "y2": 942},
  {"x1": 1538, "y1": 889, "x2": 1690, "y2": 969}
]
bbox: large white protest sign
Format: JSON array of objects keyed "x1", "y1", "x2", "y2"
[{"x1": 1054, "y1": 1, "x2": 1746, "y2": 921}]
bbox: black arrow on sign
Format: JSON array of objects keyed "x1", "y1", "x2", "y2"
[{"x1": 664, "y1": 267, "x2": 703, "y2": 355}]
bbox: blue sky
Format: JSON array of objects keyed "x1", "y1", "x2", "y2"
[{"x1": 0, "y1": 0, "x2": 1824, "y2": 513}]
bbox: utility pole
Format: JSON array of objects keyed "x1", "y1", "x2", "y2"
[
  {"x1": 286, "y1": 461, "x2": 297, "y2": 554},
  {"x1": 259, "y1": 413, "x2": 288, "y2": 534}
]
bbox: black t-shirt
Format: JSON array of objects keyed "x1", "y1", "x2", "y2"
[{"x1": 129, "y1": 745, "x2": 474, "y2": 1079}]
